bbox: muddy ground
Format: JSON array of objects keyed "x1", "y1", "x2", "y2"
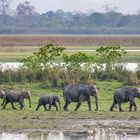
[{"x1": 0, "y1": 110, "x2": 140, "y2": 133}]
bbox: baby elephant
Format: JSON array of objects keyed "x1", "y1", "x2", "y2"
[
  {"x1": 36, "y1": 94, "x2": 61, "y2": 111},
  {"x1": 110, "y1": 87, "x2": 140, "y2": 112}
]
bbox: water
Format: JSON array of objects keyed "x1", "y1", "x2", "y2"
[
  {"x1": 0, "y1": 62, "x2": 138, "y2": 71},
  {"x1": 0, "y1": 130, "x2": 140, "y2": 140}
]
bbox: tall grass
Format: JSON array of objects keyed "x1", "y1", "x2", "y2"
[{"x1": 0, "y1": 63, "x2": 139, "y2": 86}]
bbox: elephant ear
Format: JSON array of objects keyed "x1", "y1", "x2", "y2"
[
  {"x1": 89, "y1": 85, "x2": 97, "y2": 93},
  {"x1": 82, "y1": 86, "x2": 91, "y2": 96},
  {"x1": 19, "y1": 91, "x2": 24, "y2": 102}
]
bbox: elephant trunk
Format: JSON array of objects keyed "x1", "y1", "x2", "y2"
[{"x1": 94, "y1": 94, "x2": 98, "y2": 111}]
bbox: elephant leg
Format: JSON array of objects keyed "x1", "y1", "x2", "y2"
[
  {"x1": 10, "y1": 102, "x2": 16, "y2": 110},
  {"x1": 110, "y1": 101, "x2": 116, "y2": 111},
  {"x1": 48, "y1": 104, "x2": 52, "y2": 111},
  {"x1": 43, "y1": 105, "x2": 47, "y2": 111},
  {"x1": 2, "y1": 101, "x2": 8, "y2": 109},
  {"x1": 87, "y1": 98, "x2": 91, "y2": 111},
  {"x1": 36, "y1": 104, "x2": 41, "y2": 111},
  {"x1": 74, "y1": 100, "x2": 83, "y2": 111},
  {"x1": 129, "y1": 102, "x2": 133, "y2": 112},
  {"x1": 63, "y1": 99, "x2": 71, "y2": 111},
  {"x1": 52, "y1": 102, "x2": 58, "y2": 111},
  {"x1": 118, "y1": 103, "x2": 123, "y2": 112},
  {"x1": 132, "y1": 101, "x2": 137, "y2": 111},
  {"x1": 19, "y1": 102, "x2": 24, "y2": 110}
]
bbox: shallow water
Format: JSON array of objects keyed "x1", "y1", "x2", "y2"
[
  {"x1": 0, "y1": 62, "x2": 138, "y2": 71},
  {"x1": 0, "y1": 130, "x2": 140, "y2": 140}
]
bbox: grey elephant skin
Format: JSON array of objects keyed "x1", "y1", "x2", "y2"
[
  {"x1": 110, "y1": 87, "x2": 140, "y2": 112},
  {"x1": 63, "y1": 84, "x2": 98, "y2": 111},
  {"x1": 2, "y1": 90, "x2": 31, "y2": 110},
  {"x1": 36, "y1": 94, "x2": 61, "y2": 111},
  {"x1": 0, "y1": 90, "x2": 5, "y2": 106}
]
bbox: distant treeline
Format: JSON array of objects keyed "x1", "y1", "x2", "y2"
[{"x1": 0, "y1": 1, "x2": 140, "y2": 34}]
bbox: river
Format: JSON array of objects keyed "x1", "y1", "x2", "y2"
[
  {"x1": 0, "y1": 62, "x2": 139, "y2": 71},
  {"x1": 0, "y1": 130, "x2": 140, "y2": 140}
]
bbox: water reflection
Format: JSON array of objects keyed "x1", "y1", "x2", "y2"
[{"x1": 0, "y1": 130, "x2": 140, "y2": 140}]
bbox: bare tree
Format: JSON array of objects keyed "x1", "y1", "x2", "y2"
[
  {"x1": 16, "y1": 1, "x2": 37, "y2": 18},
  {"x1": 0, "y1": 0, "x2": 11, "y2": 15}
]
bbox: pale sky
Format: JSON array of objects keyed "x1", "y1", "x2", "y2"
[{"x1": 11, "y1": 0, "x2": 140, "y2": 14}]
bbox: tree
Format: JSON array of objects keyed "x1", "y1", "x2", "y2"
[
  {"x1": 21, "y1": 44, "x2": 65, "y2": 70},
  {"x1": 95, "y1": 46, "x2": 127, "y2": 71},
  {"x1": 16, "y1": 1, "x2": 37, "y2": 17},
  {"x1": 62, "y1": 52, "x2": 94, "y2": 83},
  {"x1": 0, "y1": 0, "x2": 11, "y2": 15}
]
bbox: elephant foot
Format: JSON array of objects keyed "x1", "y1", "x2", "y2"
[
  {"x1": 88, "y1": 109, "x2": 92, "y2": 111},
  {"x1": 95, "y1": 109, "x2": 98, "y2": 111},
  {"x1": 119, "y1": 110, "x2": 124, "y2": 112},
  {"x1": 63, "y1": 107, "x2": 69, "y2": 111}
]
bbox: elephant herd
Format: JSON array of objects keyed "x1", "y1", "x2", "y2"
[{"x1": 0, "y1": 84, "x2": 140, "y2": 112}]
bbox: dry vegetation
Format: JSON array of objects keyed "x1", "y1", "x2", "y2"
[
  {"x1": 0, "y1": 35, "x2": 140, "y2": 47},
  {"x1": 0, "y1": 35, "x2": 140, "y2": 62}
]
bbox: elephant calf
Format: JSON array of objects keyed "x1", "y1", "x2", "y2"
[
  {"x1": 36, "y1": 94, "x2": 61, "y2": 111},
  {"x1": 110, "y1": 87, "x2": 140, "y2": 112},
  {"x1": 2, "y1": 90, "x2": 31, "y2": 110}
]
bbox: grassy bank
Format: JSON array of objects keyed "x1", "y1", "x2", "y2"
[
  {"x1": 0, "y1": 81, "x2": 140, "y2": 130},
  {"x1": 1, "y1": 46, "x2": 140, "y2": 62}
]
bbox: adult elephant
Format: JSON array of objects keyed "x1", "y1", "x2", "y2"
[
  {"x1": 2, "y1": 90, "x2": 31, "y2": 110},
  {"x1": 36, "y1": 94, "x2": 61, "y2": 111},
  {"x1": 110, "y1": 87, "x2": 140, "y2": 112},
  {"x1": 63, "y1": 84, "x2": 98, "y2": 111}
]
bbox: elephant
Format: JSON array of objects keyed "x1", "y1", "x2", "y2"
[
  {"x1": 2, "y1": 90, "x2": 31, "y2": 110},
  {"x1": 110, "y1": 87, "x2": 140, "y2": 112},
  {"x1": 0, "y1": 90, "x2": 5, "y2": 106},
  {"x1": 36, "y1": 94, "x2": 61, "y2": 111},
  {"x1": 63, "y1": 84, "x2": 98, "y2": 111}
]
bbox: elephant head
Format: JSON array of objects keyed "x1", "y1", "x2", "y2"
[
  {"x1": 134, "y1": 88, "x2": 140, "y2": 99},
  {"x1": 53, "y1": 95, "x2": 61, "y2": 109},
  {"x1": 0, "y1": 90, "x2": 5, "y2": 98},
  {"x1": 87, "y1": 85, "x2": 98, "y2": 111},
  {"x1": 21, "y1": 90, "x2": 31, "y2": 108}
]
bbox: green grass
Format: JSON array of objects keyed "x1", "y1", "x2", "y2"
[
  {"x1": 0, "y1": 81, "x2": 140, "y2": 130},
  {"x1": 1, "y1": 45, "x2": 140, "y2": 62}
]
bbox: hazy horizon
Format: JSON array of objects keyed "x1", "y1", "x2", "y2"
[{"x1": 11, "y1": 0, "x2": 140, "y2": 14}]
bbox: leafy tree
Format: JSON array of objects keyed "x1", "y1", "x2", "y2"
[
  {"x1": 63, "y1": 52, "x2": 94, "y2": 70},
  {"x1": 95, "y1": 46, "x2": 127, "y2": 71},
  {"x1": 62, "y1": 52, "x2": 94, "y2": 83},
  {"x1": 21, "y1": 44, "x2": 65, "y2": 70}
]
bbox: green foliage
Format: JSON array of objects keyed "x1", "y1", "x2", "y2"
[
  {"x1": 95, "y1": 46, "x2": 127, "y2": 65},
  {"x1": 63, "y1": 52, "x2": 94, "y2": 70},
  {"x1": 62, "y1": 52, "x2": 94, "y2": 84},
  {"x1": 21, "y1": 44, "x2": 65, "y2": 70}
]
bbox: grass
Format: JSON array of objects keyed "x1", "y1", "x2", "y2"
[
  {"x1": 1, "y1": 45, "x2": 140, "y2": 62},
  {"x1": 0, "y1": 81, "x2": 140, "y2": 130}
]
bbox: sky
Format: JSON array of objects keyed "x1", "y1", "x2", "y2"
[{"x1": 11, "y1": 0, "x2": 140, "y2": 14}]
